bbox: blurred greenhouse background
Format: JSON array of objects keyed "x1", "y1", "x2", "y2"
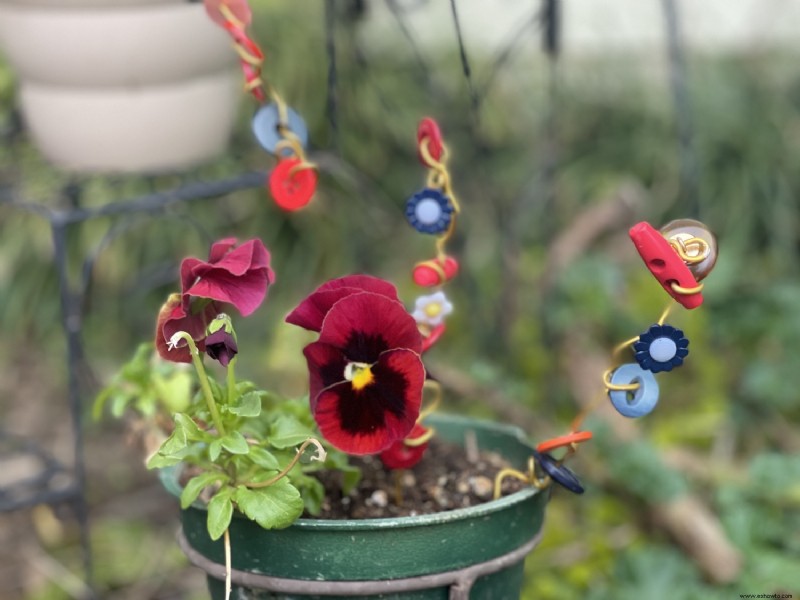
[{"x1": 0, "y1": 0, "x2": 799, "y2": 598}]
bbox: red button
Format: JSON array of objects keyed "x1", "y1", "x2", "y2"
[
  {"x1": 412, "y1": 256, "x2": 459, "y2": 287},
  {"x1": 416, "y1": 117, "x2": 444, "y2": 167},
  {"x1": 629, "y1": 221, "x2": 704, "y2": 309},
  {"x1": 268, "y1": 159, "x2": 317, "y2": 212}
]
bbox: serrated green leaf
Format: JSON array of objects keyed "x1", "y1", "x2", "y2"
[
  {"x1": 207, "y1": 489, "x2": 234, "y2": 541},
  {"x1": 248, "y1": 447, "x2": 281, "y2": 470},
  {"x1": 146, "y1": 453, "x2": 184, "y2": 469},
  {"x1": 158, "y1": 425, "x2": 188, "y2": 456},
  {"x1": 174, "y1": 413, "x2": 207, "y2": 442},
  {"x1": 221, "y1": 431, "x2": 250, "y2": 455},
  {"x1": 269, "y1": 415, "x2": 315, "y2": 449},
  {"x1": 227, "y1": 391, "x2": 262, "y2": 417},
  {"x1": 180, "y1": 472, "x2": 226, "y2": 509},
  {"x1": 233, "y1": 481, "x2": 303, "y2": 530},
  {"x1": 209, "y1": 438, "x2": 223, "y2": 462}
]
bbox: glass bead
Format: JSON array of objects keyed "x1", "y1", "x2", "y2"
[{"x1": 660, "y1": 218, "x2": 718, "y2": 280}]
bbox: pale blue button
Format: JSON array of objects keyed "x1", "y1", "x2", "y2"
[
  {"x1": 252, "y1": 103, "x2": 309, "y2": 156},
  {"x1": 608, "y1": 363, "x2": 660, "y2": 418}
]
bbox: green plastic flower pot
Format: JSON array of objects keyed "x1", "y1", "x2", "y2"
[{"x1": 159, "y1": 413, "x2": 548, "y2": 599}]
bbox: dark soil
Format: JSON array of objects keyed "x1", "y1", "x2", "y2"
[{"x1": 309, "y1": 436, "x2": 525, "y2": 519}]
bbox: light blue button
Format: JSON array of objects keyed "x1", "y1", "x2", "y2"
[
  {"x1": 608, "y1": 363, "x2": 660, "y2": 418},
  {"x1": 252, "y1": 103, "x2": 309, "y2": 156}
]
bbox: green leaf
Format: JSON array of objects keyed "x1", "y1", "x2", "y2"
[
  {"x1": 221, "y1": 431, "x2": 250, "y2": 455},
  {"x1": 157, "y1": 425, "x2": 188, "y2": 457},
  {"x1": 153, "y1": 370, "x2": 192, "y2": 414},
  {"x1": 233, "y1": 481, "x2": 303, "y2": 530},
  {"x1": 226, "y1": 391, "x2": 262, "y2": 417},
  {"x1": 248, "y1": 447, "x2": 281, "y2": 470},
  {"x1": 180, "y1": 472, "x2": 226, "y2": 509},
  {"x1": 269, "y1": 415, "x2": 315, "y2": 449},
  {"x1": 174, "y1": 413, "x2": 207, "y2": 442},
  {"x1": 146, "y1": 453, "x2": 184, "y2": 469},
  {"x1": 207, "y1": 489, "x2": 234, "y2": 541},
  {"x1": 110, "y1": 393, "x2": 133, "y2": 419},
  {"x1": 341, "y1": 465, "x2": 362, "y2": 495},
  {"x1": 209, "y1": 438, "x2": 223, "y2": 462}
]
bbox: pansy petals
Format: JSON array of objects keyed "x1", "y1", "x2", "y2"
[
  {"x1": 286, "y1": 275, "x2": 400, "y2": 332},
  {"x1": 319, "y1": 293, "x2": 423, "y2": 358},
  {"x1": 155, "y1": 294, "x2": 221, "y2": 363},
  {"x1": 182, "y1": 238, "x2": 274, "y2": 316},
  {"x1": 312, "y1": 348, "x2": 424, "y2": 454},
  {"x1": 303, "y1": 341, "x2": 347, "y2": 411},
  {"x1": 316, "y1": 275, "x2": 399, "y2": 300}
]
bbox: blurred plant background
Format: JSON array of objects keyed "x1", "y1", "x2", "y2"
[{"x1": 0, "y1": 0, "x2": 799, "y2": 599}]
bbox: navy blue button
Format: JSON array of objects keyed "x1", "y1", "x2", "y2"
[
  {"x1": 533, "y1": 450, "x2": 585, "y2": 494},
  {"x1": 405, "y1": 188, "x2": 454, "y2": 235},
  {"x1": 633, "y1": 323, "x2": 689, "y2": 373}
]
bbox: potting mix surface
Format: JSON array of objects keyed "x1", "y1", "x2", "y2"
[{"x1": 310, "y1": 437, "x2": 525, "y2": 519}]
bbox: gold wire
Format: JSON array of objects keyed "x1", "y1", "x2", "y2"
[
  {"x1": 419, "y1": 380, "x2": 443, "y2": 420},
  {"x1": 415, "y1": 258, "x2": 447, "y2": 284},
  {"x1": 288, "y1": 161, "x2": 318, "y2": 178},
  {"x1": 233, "y1": 42, "x2": 263, "y2": 66},
  {"x1": 243, "y1": 77, "x2": 264, "y2": 93},
  {"x1": 571, "y1": 392, "x2": 606, "y2": 431},
  {"x1": 612, "y1": 336, "x2": 639, "y2": 359},
  {"x1": 603, "y1": 368, "x2": 640, "y2": 392},
  {"x1": 218, "y1": 4, "x2": 245, "y2": 31},
  {"x1": 404, "y1": 427, "x2": 436, "y2": 447},
  {"x1": 671, "y1": 281, "x2": 704, "y2": 295},
  {"x1": 657, "y1": 302, "x2": 675, "y2": 325},
  {"x1": 274, "y1": 138, "x2": 303, "y2": 160},
  {"x1": 669, "y1": 236, "x2": 709, "y2": 264}
]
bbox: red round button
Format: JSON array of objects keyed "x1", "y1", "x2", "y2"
[{"x1": 268, "y1": 159, "x2": 317, "y2": 212}]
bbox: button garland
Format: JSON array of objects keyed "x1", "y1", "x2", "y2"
[
  {"x1": 494, "y1": 218, "x2": 718, "y2": 496},
  {"x1": 379, "y1": 118, "x2": 462, "y2": 470},
  {"x1": 204, "y1": 0, "x2": 318, "y2": 211}
]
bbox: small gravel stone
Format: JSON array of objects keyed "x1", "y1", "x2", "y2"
[
  {"x1": 368, "y1": 490, "x2": 388, "y2": 508},
  {"x1": 469, "y1": 476, "x2": 494, "y2": 499}
]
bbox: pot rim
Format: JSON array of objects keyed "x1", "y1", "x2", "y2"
[{"x1": 159, "y1": 413, "x2": 543, "y2": 531}]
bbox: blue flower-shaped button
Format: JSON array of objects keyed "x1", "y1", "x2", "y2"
[
  {"x1": 405, "y1": 188, "x2": 454, "y2": 235},
  {"x1": 633, "y1": 324, "x2": 689, "y2": 373},
  {"x1": 533, "y1": 450, "x2": 585, "y2": 494}
]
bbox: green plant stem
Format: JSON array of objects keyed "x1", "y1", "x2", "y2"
[
  {"x1": 227, "y1": 356, "x2": 237, "y2": 407},
  {"x1": 171, "y1": 331, "x2": 226, "y2": 437},
  {"x1": 245, "y1": 438, "x2": 325, "y2": 489}
]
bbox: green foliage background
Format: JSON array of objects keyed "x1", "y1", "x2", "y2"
[{"x1": 0, "y1": 1, "x2": 798, "y2": 599}]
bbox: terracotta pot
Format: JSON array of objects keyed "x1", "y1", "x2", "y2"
[
  {"x1": 0, "y1": 2, "x2": 240, "y2": 173},
  {"x1": 160, "y1": 414, "x2": 549, "y2": 599}
]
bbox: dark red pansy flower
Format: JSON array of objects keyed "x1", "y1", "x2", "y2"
[
  {"x1": 180, "y1": 237, "x2": 274, "y2": 317},
  {"x1": 156, "y1": 238, "x2": 273, "y2": 363},
  {"x1": 155, "y1": 293, "x2": 222, "y2": 363},
  {"x1": 379, "y1": 423, "x2": 431, "y2": 470},
  {"x1": 297, "y1": 289, "x2": 425, "y2": 455},
  {"x1": 205, "y1": 329, "x2": 238, "y2": 367},
  {"x1": 285, "y1": 274, "x2": 399, "y2": 333}
]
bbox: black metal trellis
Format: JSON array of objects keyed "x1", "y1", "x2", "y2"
[{"x1": 0, "y1": 0, "x2": 699, "y2": 596}]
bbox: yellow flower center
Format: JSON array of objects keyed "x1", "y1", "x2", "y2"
[
  {"x1": 423, "y1": 302, "x2": 442, "y2": 318},
  {"x1": 344, "y1": 362, "x2": 375, "y2": 391}
]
